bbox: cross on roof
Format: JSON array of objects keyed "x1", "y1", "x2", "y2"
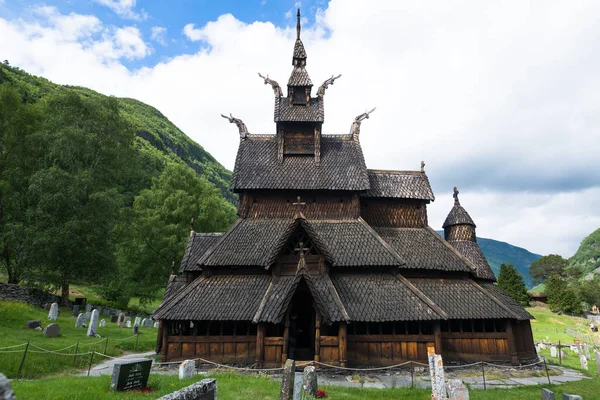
[
  {"x1": 292, "y1": 195, "x2": 306, "y2": 214},
  {"x1": 295, "y1": 241, "x2": 310, "y2": 258},
  {"x1": 453, "y1": 187, "x2": 460, "y2": 205}
]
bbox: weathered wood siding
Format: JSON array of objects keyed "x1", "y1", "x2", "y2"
[
  {"x1": 166, "y1": 335, "x2": 256, "y2": 363},
  {"x1": 240, "y1": 192, "x2": 359, "y2": 219},
  {"x1": 347, "y1": 335, "x2": 435, "y2": 364},
  {"x1": 264, "y1": 336, "x2": 285, "y2": 363},
  {"x1": 441, "y1": 332, "x2": 509, "y2": 361}
]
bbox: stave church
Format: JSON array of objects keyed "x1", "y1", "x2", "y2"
[{"x1": 153, "y1": 10, "x2": 535, "y2": 366}]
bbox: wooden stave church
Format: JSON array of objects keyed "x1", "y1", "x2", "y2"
[{"x1": 153, "y1": 10, "x2": 536, "y2": 366}]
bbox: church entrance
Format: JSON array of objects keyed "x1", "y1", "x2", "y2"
[{"x1": 288, "y1": 280, "x2": 315, "y2": 361}]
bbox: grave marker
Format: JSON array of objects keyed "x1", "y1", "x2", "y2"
[
  {"x1": 117, "y1": 313, "x2": 125, "y2": 328},
  {"x1": 85, "y1": 304, "x2": 92, "y2": 313},
  {"x1": 595, "y1": 351, "x2": 600, "y2": 374},
  {"x1": 579, "y1": 354, "x2": 588, "y2": 370},
  {"x1": 75, "y1": 313, "x2": 86, "y2": 328},
  {"x1": 179, "y1": 360, "x2": 195, "y2": 379},
  {"x1": 110, "y1": 359, "x2": 152, "y2": 391},
  {"x1": 43, "y1": 323, "x2": 60, "y2": 338},
  {"x1": 428, "y1": 347, "x2": 446, "y2": 400},
  {"x1": 153, "y1": 322, "x2": 159, "y2": 328},
  {"x1": 72, "y1": 305, "x2": 80, "y2": 317},
  {"x1": 551, "y1": 346, "x2": 557, "y2": 357},
  {"x1": 26, "y1": 320, "x2": 41, "y2": 329},
  {"x1": 100, "y1": 319, "x2": 106, "y2": 327},
  {"x1": 0, "y1": 373, "x2": 16, "y2": 400},
  {"x1": 562, "y1": 394, "x2": 583, "y2": 400},
  {"x1": 301, "y1": 366, "x2": 317, "y2": 398},
  {"x1": 541, "y1": 388, "x2": 555, "y2": 400},
  {"x1": 134, "y1": 316, "x2": 141, "y2": 327},
  {"x1": 87, "y1": 309, "x2": 99, "y2": 337},
  {"x1": 126, "y1": 320, "x2": 132, "y2": 328},
  {"x1": 583, "y1": 343, "x2": 591, "y2": 359},
  {"x1": 280, "y1": 359, "x2": 295, "y2": 400},
  {"x1": 110, "y1": 315, "x2": 118, "y2": 323},
  {"x1": 447, "y1": 379, "x2": 469, "y2": 400},
  {"x1": 48, "y1": 303, "x2": 59, "y2": 321}
]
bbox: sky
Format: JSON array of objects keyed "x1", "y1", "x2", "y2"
[{"x1": 1, "y1": 0, "x2": 599, "y2": 258}]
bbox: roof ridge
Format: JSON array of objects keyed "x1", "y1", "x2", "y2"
[
  {"x1": 392, "y1": 273, "x2": 448, "y2": 319},
  {"x1": 425, "y1": 226, "x2": 477, "y2": 273},
  {"x1": 252, "y1": 277, "x2": 275, "y2": 323},
  {"x1": 323, "y1": 274, "x2": 350, "y2": 322},
  {"x1": 467, "y1": 279, "x2": 523, "y2": 320},
  {"x1": 367, "y1": 169, "x2": 425, "y2": 175},
  {"x1": 357, "y1": 217, "x2": 406, "y2": 266}
]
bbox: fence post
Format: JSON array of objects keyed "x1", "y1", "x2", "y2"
[
  {"x1": 104, "y1": 337, "x2": 108, "y2": 354},
  {"x1": 411, "y1": 364, "x2": 414, "y2": 389},
  {"x1": 135, "y1": 333, "x2": 139, "y2": 351},
  {"x1": 17, "y1": 340, "x2": 30, "y2": 379},
  {"x1": 73, "y1": 342, "x2": 79, "y2": 366},
  {"x1": 543, "y1": 357, "x2": 551, "y2": 385},
  {"x1": 481, "y1": 362, "x2": 486, "y2": 390},
  {"x1": 87, "y1": 351, "x2": 95, "y2": 377}
]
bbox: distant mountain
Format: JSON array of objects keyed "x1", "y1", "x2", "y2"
[
  {"x1": 567, "y1": 228, "x2": 600, "y2": 278},
  {"x1": 436, "y1": 231, "x2": 541, "y2": 287}
]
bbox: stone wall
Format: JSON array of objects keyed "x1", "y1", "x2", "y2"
[
  {"x1": 0, "y1": 283, "x2": 61, "y2": 308},
  {"x1": 157, "y1": 379, "x2": 217, "y2": 400}
]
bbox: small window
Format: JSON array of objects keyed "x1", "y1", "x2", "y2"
[
  {"x1": 197, "y1": 321, "x2": 210, "y2": 336},
  {"x1": 368, "y1": 322, "x2": 381, "y2": 334},
  {"x1": 461, "y1": 320, "x2": 473, "y2": 333},
  {"x1": 321, "y1": 322, "x2": 339, "y2": 336},
  {"x1": 381, "y1": 322, "x2": 394, "y2": 335},
  {"x1": 235, "y1": 321, "x2": 247, "y2": 335},
  {"x1": 494, "y1": 320, "x2": 507, "y2": 332},
  {"x1": 248, "y1": 323, "x2": 258, "y2": 335},
  {"x1": 266, "y1": 323, "x2": 282, "y2": 337},
  {"x1": 354, "y1": 322, "x2": 368, "y2": 335}
]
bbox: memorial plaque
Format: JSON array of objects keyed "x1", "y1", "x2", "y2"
[{"x1": 110, "y1": 359, "x2": 152, "y2": 391}]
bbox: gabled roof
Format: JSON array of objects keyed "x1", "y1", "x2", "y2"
[
  {"x1": 274, "y1": 96, "x2": 323, "y2": 122},
  {"x1": 288, "y1": 67, "x2": 312, "y2": 86},
  {"x1": 448, "y1": 240, "x2": 496, "y2": 281},
  {"x1": 375, "y1": 227, "x2": 474, "y2": 273},
  {"x1": 231, "y1": 134, "x2": 369, "y2": 191},
  {"x1": 362, "y1": 170, "x2": 435, "y2": 201},
  {"x1": 163, "y1": 274, "x2": 187, "y2": 302},
  {"x1": 179, "y1": 232, "x2": 223, "y2": 272},
  {"x1": 443, "y1": 203, "x2": 475, "y2": 228},
  {"x1": 293, "y1": 38, "x2": 307, "y2": 60}
]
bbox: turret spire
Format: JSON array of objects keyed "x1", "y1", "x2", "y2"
[{"x1": 296, "y1": 8, "x2": 301, "y2": 39}]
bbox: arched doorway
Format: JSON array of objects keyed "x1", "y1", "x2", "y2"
[{"x1": 287, "y1": 279, "x2": 315, "y2": 361}]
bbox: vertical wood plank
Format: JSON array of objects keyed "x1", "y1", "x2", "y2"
[
  {"x1": 338, "y1": 321, "x2": 347, "y2": 367},
  {"x1": 315, "y1": 313, "x2": 321, "y2": 364},
  {"x1": 256, "y1": 323, "x2": 265, "y2": 366}
]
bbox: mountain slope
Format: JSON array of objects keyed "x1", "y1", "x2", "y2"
[
  {"x1": 568, "y1": 228, "x2": 600, "y2": 277},
  {"x1": 0, "y1": 63, "x2": 235, "y2": 204},
  {"x1": 436, "y1": 231, "x2": 541, "y2": 286}
]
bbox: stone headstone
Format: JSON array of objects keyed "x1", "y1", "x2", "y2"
[
  {"x1": 280, "y1": 359, "x2": 295, "y2": 400},
  {"x1": 117, "y1": 312, "x2": 125, "y2": 328},
  {"x1": 143, "y1": 319, "x2": 153, "y2": 328},
  {"x1": 125, "y1": 316, "x2": 131, "y2": 323},
  {"x1": 134, "y1": 316, "x2": 141, "y2": 327},
  {"x1": 551, "y1": 346, "x2": 557, "y2": 357},
  {"x1": 48, "y1": 302, "x2": 59, "y2": 321},
  {"x1": 100, "y1": 319, "x2": 106, "y2": 327},
  {"x1": 75, "y1": 313, "x2": 86, "y2": 328},
  {"x1": 576, "y1": 342, "x2": 582, "y2": 355},
  {"x1": 110, "y1": 315, "x2": 118, "y2": 323},
  {"x1": 26, "y1": 320, "x2": 41, "y2": 329},
  {"x1": 87, "y1": 309, "x2": 99, "y2": 337},
  {"x1": 84, "y1": 311, "x2": 92, "y2": 322},
  {"x1": 428, "y1": 347, "x2": 446, "y2": 400},
  {"x1": 447, "y1": 379, "x2": 469, "y2": 400},
  {"x1": 153, "y1": 322, "x2": 159, "y2": 328},
  {"x1": 179, "y1": 360, "x2": 195, "y2": 379},
  {"x1": 0, "y1": 373, "x2": 16, "y2": 400},
  {"x1": 110, "y1": 359, "x2": 152, "y2": 391},
  {"x1": 301, "y1": 366, "x2": 317, "y2": 398},
  {"x1": 561, "y1": 350, "x2": 568, "y2": 358},
  {"x1": 562, "y1": 395, "x2": 583, "y2": 400},
  {"x1": 44, "y1": 303, "x2": 51, "y2": 311},
  {"x1": 85, "y1": 304, "x2": 92, "y2": 313},
  {"x1": 579, "y1": 354, "x2": 588, "y2": 370},
  {"x1": 541, "y1": 388, "x2": 555, "y2": 400},
  {"x1": 141, "y1": 318, "x2": 148, "y2": 328},
  {"x1": 126, "y1": 320, "x2": 132, "y2": 328},
  {"x1": 595, "y1": 351, "x2": 600, "y2": 374},
  {"x1": 539, "y1": 343, "x2": 546, "y2": 349},
  {"x1": 72, "y1": 305, "x2": 80, "y2": 316},
  {"x1": 583, "y1": 343, "x2": 591, "y2": 359},
  {"x1": 133, "y1": 324, "x2": 139, "y2": 335},
  {"x1": 156, "y1": 378, "x2": 216, "y2": 400},
  {"x1": 43, "y1": 323, "x2": 60, "y2": 338}
]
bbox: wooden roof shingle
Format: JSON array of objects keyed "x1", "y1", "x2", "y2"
[{"x1": 362, "y1": 170, "x2": 435, "y2": 201}]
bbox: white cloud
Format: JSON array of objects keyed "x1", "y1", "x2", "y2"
[
  {"x1": 1, "y1": 1, "x2": 600, "y2": 257},
  {"x1": 94, "y1": 0, "x2": 148, "y2": 21},
  {"x1": 151, "y1": 26, "x2": 167, "y2": 46}
]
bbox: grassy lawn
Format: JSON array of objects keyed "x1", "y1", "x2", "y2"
[
  {"x1": 529, "y1": 306, "x2": 598, "y2": 345},
  {"x1": 10, "y1": 372, "x2": 600, "y2": 400},
  {"x1": 0, "y1": 301, "x2": 157, "y2": 379}
]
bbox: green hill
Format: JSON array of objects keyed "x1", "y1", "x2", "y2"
[
  {"x1": 0, "y1": 63, "x2": 235, "y2": 204},
  {"x1": 436, "y1": 231, "x2": 541, "y2": 287},
  {"x1": 567, "y1": 228, "x2": 600, "y2": 276}
]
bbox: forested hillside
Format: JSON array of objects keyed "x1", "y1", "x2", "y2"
[
  {"x1": 568, "y1": 228, "x2": 600, "y2": 277},
  {"x1": 0, "y1": 63, "x2": 237, "y2": 306}
]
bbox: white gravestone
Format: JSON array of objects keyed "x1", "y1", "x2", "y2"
[
  {"x1": 153, "y1": 322, "x2": 159, "y2": 328},
  {"x1": 126, "y1": 320, "x2": 132, "y2": 328},
  {"x1": 579, "y1": 354, "x2": 588, "y2": 370},
  {"x1": 87, "y1": 309, "x2": 99, "y2": 337},
  {"x1": 584, "y1": 343, "x2": 591, "y2": 359},
  {"x1": 75, "y1": 313, "x2": 86, "y2": 328},
  {"x1": 99, "y1": 319, "x2": 106, "y2": 327},
  {"x1": 179, "y1": 360, "x2": 195, "y2": 379},
  {"x1": 48, "y1": 303, "x2": 59, "y2": 321},
  {"x1": 134, "y1": 317, "x2": 141, "y2": 327},
  {"x1": 428, "y1": 347, "x2": 447, "y2": 400},
  {"x1": 550, "y1": 346, "x2": 557, "y2": 357}
]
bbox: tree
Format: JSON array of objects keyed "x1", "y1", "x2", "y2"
[
  {"x1": 578, "y1": 277, "x2": 600, "y2": 307},
  {"x1": 546, "y1": 272, "x2": 582, "y2": 314},
  {"x1": 497, "y1": 263, "x2": 530, "y2": 306},
  {"x1": 529, "y1": 254, "x2": 567, "y2": 285},
  {"x1": 27, "y1": 91, "x2": 135, "y2": 304},
  {"x1": 116, "y1": 162, "x2": 236, "y2": 302}
]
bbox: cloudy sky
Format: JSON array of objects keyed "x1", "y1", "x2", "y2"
[{"x1": 1, "y1": 0, "x2": 599, "y2": 257}]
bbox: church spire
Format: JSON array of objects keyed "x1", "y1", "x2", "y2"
[
  {"x1": 292, "y1": 9, "x2": 307, "y2": 66},
  {"x1": 296, "y1": 8, "x2": 301, "y2": 39}
]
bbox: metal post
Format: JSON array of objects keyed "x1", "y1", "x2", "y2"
[
  {"x1": 544, "y1": 357, "x2": 551, "y2": 385},
  {"x1": 135, "y1": 333, "x2": 139, "y2": 351},
  {"x1": 17, "y1": 341, "x2": 30, "y2": 379},
  {"x1": 558, "y1": 340, "x2": 562, "y2": 366},
  {"x1": 87, "y1": 351, "x2": 95, "y2": 377},
  {"x1": 104, "y1": 337, "x2": 108, "y2": 354},
  {"x1": 481, "y1": 362, "x2": 486, "y2": 390},
  {"x1": 73, "y1": 342, "x2": 79, "y2": 366}
]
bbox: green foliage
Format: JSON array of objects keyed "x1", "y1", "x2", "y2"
[
  {"x1": 567, "y1": 228, "x2": 600, "y2": 275},
  {"x1": 496, "y1": 263, "x2": 529, "y2": 306},
  {"x1": 529, "y1": 254, "x2": 567, "y2": 286},
  {"x1": 577, "y1": 277, "x2": 600, "y2": 307},
  {"x1": 545, "y1": 273, "x2": 582, "y2": 314}
]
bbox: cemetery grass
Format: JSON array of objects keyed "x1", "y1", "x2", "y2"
[
  {"x1": 528, "y1": 306, "x2": 595, "y2": 344},
  {"x1": 0, "y1": 300, "x2": 157, "y2": 379},
  {"x1": 10, "y1": 372, "x2": 600, "y2": 400}
]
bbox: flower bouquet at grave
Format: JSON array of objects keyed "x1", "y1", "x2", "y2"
[
  {"x1": 129, "y1": 386, "x2": 155, "y2": 393},
  {"x1": 316, "y1": 389, "x2": 328, "y2": 398}
]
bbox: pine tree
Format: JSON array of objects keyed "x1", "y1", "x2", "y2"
[{"x1": 497, "y1": 263, "x2": 530, "y2": 306}]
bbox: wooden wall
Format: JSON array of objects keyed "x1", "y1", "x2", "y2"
[
  {"x1": 440, "y1": 332, "x2": 509, "y2": 361},
  {"x1": 347, "y1": 335, "x2": 435, "y2": 364},
  {"x1": 360, "y1": 198, "x2": 427, "y2": 228},
  {"x1": 512, "y1": 320, "x2": 536, "y2": 358},
  {"x1": 166, "y1": 335, "x2": 256, "y2": 363},
  {"x1": 264, "y1": 336, "x2": 285, "y2": 363}
]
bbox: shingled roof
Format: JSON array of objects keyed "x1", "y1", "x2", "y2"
[
  {"x1": 443, "y1": 203, "x2": 475, "y2": 228},
  {"x1": 408, "y1": 278, "x2": 530, "y2": 320},
  {"x1": 362, "y1": 170, "x2": 435, "y2": 201},
  {"x1": 288, "y1": 67, "x2": 312, "y2": 86},
  {"x1": 449, "y1": 240, "x2": 496, "y2": 281},
  {"x1": 163, "y1": 274, "x2": 187, "y2": 302},
  {"x1": 274, "y1": 97, "x2": 323, "y2": 122},
  {"x1": 231, "y1": 135, "x2": 369, "y2": 191},
  {"x1": 153, "y1": 275, "x2": 271, "y2": 320},
  {"x1": 374, "y1": 227, "x2": 473, "y2": 273},
  {"x1": 179, "y1": 232, "x2": 223, "y2": 272}
]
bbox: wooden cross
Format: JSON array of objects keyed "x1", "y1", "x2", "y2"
[
  {"x1": 292, "y1": 196, "x2": 306, "y2": 214},
  {"x1": 295, "y1": 241, "x2": 310, "y2": 257},
  {"x1": 453, "y1": 187, "x2": 460, "y2": 205}
]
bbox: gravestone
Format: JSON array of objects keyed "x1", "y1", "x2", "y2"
[
  {"x1": 583, "y1": 343, "x2": 591, "y2": 359},
  {"x1": 550, "y1": 346, "x2": 557, "y2": 357},
  {"x1": 75, "y1": 313, "x2": 86, "y2": 328},
  {"x1": 179, "y1": 360, "x2": 195, "y2": 379},
  {"x1": 125, "y1": 316, "x2": 131, "y2": 323},
  {"x1": 595, "y1": 351, "x2": 600, "y2": 374},
  {"x1": 84, "y1": 311, "x2": 92, "y2": 322},
  {"x1": 134, "y1": 316, "x2": 141, "y2": 327},
  {"x1": 541, "y1": 388, "x2": 555, "y2": 400},
  {"x1": 579, "y1": 354, "x2": 588, "y2": 370},
  {"x1": 280, "y1": 359, "x2": 295, "y2": 400},
  {"x1": 576, "y1": 342, "x2": 582, "y2": 355},
  {"x1": 48, "y1": 302, "x2": 59, "y2": 321},
  {"x1": 26, "y1": 320, "x2": 41, "y2": 329},
  {"x1": 141, "y1": 318, "x2": 148, "y2": 328},
  {"x1": 143, "y1": 319, "x2": 153, "y2": 328},
  {"x1": 110, "y1": 359, "x2": 152, "y2": 391},
  {"x1": 85, "y1": 304, "x2": 92, "y2": 313},
  {"x1": 110, "y1": 315, "x2": 118, "y2": 323},
  {"x1": 43, "y1": 323, "x2": 60, "y2": 338},
  {"x1": 561, "y1": 350, "x2": 568, "y2": 358},
  {"x1": 156, "y1": 378, "x2": 216, "y2": 400},
  {"x1": 447, "y1": 379, "x2": 469, "y2": 400},
  {"x1": 44, "y1": 303, "x2": 51, "y2": 311},
  {"x1": 133, "y1": 324, "x2": 139, "y2": 335},
  {"x1": 428, "y1": 347, "x2": 447, "y2": 400},
  {"x1": 301, "y1": 366, "x2": 317, "y2": 398},
  {"x1": 100, "y1": 319, "x2": 106, "y2": 327},
  {"x1": 72, "y1": 305, "x2": 80, "y2": 316},
  {"x1": 87, "y1": 309, "x2": 99, "y2": 337},
  {"x1": 126, "y1": 320, "x2": 132, "y2": 328},
  {"x1": 562, "y1": 395, "x2": 583, "y2": 400},
  {"x1": 153, "y1": 322, "x2": 159, "y2": 328},
  {"x1": 117, "y1": 313, "x2": 125, "y2": 328},
  {"x1": 0, "y1": 373, "x2": 16, "y2": 400}
]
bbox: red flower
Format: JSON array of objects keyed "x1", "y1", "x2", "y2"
[{"x1": 316, "y1": 389, "x2": 328, "y2": 398}]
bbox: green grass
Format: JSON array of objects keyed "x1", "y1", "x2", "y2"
[
  {"x1": 529, "y1": 306, "x2": 598, "y2": 344},
  {"x1": 10, "y1": 372, "x2": 600, "y2": 400},
  {"x1": 0, "y1": 301, "x2": 157, "y2": 379}
]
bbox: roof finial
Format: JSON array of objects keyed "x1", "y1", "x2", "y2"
[
  {"x1": 296, "y1": 8, "x2": 301, "y2": 39},
  {"x1": 421, "y1": 161, "x2": 425, "y2": 173},
  {"x1": 170, "y1": 260, "x2": 175, "y2": 275},
  {"x1": 350, "y1": 107, "x2": 376, "y2": 140},
  {"x1": 453, "y1": 187, "x2": 460, "y2": 205},
  {"x1": 190, "y1": 216, "x2": 195, "y2": 232},
  {"x1": 221, "y1": 113, "x2": 248, "y2": 139}
]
